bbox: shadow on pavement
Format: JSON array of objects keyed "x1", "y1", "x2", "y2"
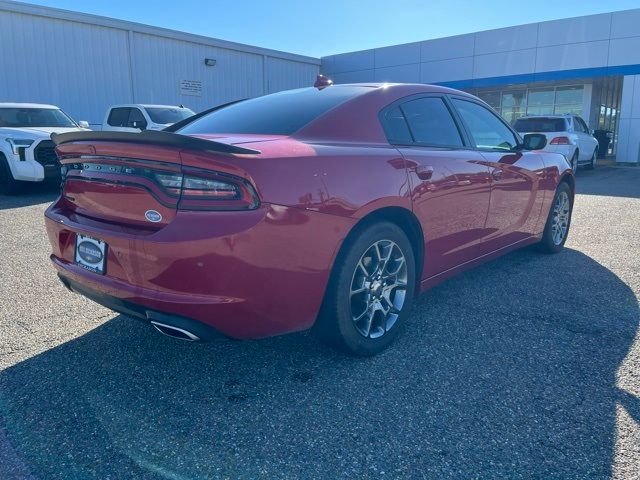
[
  {"x1": 576, "y1": 166, "x2": 640, "y2": 199},
  {"x1": 1, "y1": 248, "x2": 638, "y2": 478},
  {"x1": 0, "y1": 183, "x2": 59, "y2": 210}
]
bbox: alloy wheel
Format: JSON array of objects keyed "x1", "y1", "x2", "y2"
[
  {"x1": 551, "y1": 191, "x2": 570, "y2": 245},
  {"x1": 349, "y1": 239, "x2": 408, "y2": 339}
]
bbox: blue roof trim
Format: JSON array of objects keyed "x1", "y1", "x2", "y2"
[{"x1": 436, "y1": 64, "x2": 640, "y2": 90}]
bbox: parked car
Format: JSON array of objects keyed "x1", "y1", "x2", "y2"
[
  {"x1": 513, "y1": 114, "x2": 598, "y2": 171},
  {"x1": 0, "y1": 103, "x2": 90, "y2": 195},
  {"x1": 101, "y1": 104, "x2": 194, "y2": 132},
  {"x1": 46, "y1": 84, "x2": 574, "y2": 355}
]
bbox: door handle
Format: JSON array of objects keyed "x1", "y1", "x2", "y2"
[
  {"x1": 491, "y1": 168, "x2": 503, "y2": 181},
  {"x1": 414, "y1": 165, "x2": 434, "y2": 180}
]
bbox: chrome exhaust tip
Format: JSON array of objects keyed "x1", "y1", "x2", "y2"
[{"x1": 150, "y1": 321, "x2": 200, "y2": 341}]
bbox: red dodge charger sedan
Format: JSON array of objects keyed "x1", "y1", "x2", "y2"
[{"x1": 45, "y1": 83, "x2": 574, "y2": 355}]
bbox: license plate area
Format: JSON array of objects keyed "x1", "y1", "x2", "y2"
[{"x1": 74, "y1": 234, "x2": 107, "y2": 275}]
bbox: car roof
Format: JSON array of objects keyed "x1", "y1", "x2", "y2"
[
  {"x1": 0, "y1": 102, "x2": 59, "y2": 109},
  {"x1": 291, "y1": 83, "x2": 477, "y2": 143},
  {"x1": 332, "y1": 82, "x2": 474, "y2": 96}
]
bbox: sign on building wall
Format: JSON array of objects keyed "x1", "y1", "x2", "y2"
[{"x1": 180, "y1": 80, "x2": 203, "y2": 97}]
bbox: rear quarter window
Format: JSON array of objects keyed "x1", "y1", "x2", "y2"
[{"x1": 400, "y1": 97, "x2": 463, "y2": 147}]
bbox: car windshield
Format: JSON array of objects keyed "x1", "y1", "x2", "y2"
[
  {"x1": 0, "y1": 108, "x2": 77, "y2": 128},
  {"x1": 145, "y1": 107, "x2": 194, "y2": 124},
  {"x1": 513, "y1": 117, "x2": 566, "y2": 133},
  {"x1": 177, "y1": 86, "x2": 371, "y2": 136}
]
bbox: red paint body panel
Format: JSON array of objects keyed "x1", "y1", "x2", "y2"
[
  {"x1": 46, "y1": 203, "x2": 354, "y2": 338},
  {"x1": 45, "y1": 84, "x2": 573, "y2": 339}
]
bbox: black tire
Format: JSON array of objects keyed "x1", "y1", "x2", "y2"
[
  {"x1": 570, "y1": 150, "x2": 579, "y2": 172},
  {"x1": 315, "y1": 221, "x2": 416, "y2": 356},
  {"x1": 537, "y1": 182, "x2": 573, "y2": 254},
  {"x1": 0, "y1": 153, "x2": 23, "y2": 195},
  {"x1": 584, "y1": 148, "x2": 597, "y2": 170}
]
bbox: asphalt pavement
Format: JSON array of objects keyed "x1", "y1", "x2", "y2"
[{"x1": 1, "y1": 167, "x2": 639, "y2": 479}]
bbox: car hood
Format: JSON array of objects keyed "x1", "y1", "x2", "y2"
[{"x1": 0, "y1": 126, "x2": 83, "y2": 139}]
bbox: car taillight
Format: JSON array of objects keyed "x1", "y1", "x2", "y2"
[
  {"x1": 156, "y1": 168, "x2": 259, "y2": 211},
  {"x1": 154, "y1": 172, "x2": 183, "y2": 196},
  {"x1": 550, "y1": 136, "x2": 571, "y2": 145}
]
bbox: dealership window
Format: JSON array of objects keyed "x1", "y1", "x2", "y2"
[
  {"x1": 526, "y1": 88, "x2": 555, "y2": 116},
  {"x1": 477, "y1": 91, "x2": 501, "y2": 110},
  {"x1": 500, "y1": 90, "x2": 527, "y2": 124},
  {"x1": 472, "y1": 85, "x2": 585, "y2": 124},
  {"x1": 553, "y1": 86, "x2": 583, "y2": 115}
]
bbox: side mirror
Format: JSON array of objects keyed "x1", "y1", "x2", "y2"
[
  {"x1": 521, "y1": 133, "x2": 547, "y2": 150},
  {"x1": 132, "y1": 121, "x2": 147, "y2": 130},
  {"x1": 77, "y1": 120, "x2": 90, "y2": 129}
]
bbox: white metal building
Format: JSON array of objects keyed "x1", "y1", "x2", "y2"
[
  {"x1": 321, "y1": 9, "x2": 640, "y2": 164},
  {"x1": 0, "y1": 1, "x2": 320, "y2": 128}
]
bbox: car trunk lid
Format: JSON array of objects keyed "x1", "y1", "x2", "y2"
[
  {"x1": 56, "y1": 141, "x2": 184, "y2": 229},
  {"x1": 53, "y1": 130, "x2": 262, "y2": 229}
]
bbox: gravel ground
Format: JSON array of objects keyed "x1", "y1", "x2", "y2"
[{"x1": 0, "y1": 167, "x2": 639, "y2": 479}]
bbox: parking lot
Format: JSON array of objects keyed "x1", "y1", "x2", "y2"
[{"x1": 0, "y1": 167, "x2": 638, "y2": 479}]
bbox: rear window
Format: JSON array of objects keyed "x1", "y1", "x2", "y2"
[
  {"x1": 178, "y1": 86, "x2": 371, "y2": 136},
  {"x1": 145, "y1": 107, "x2": 194, "y2": 124},
  {"x1": 513, "y1": 117, "x2": 566, "y2": 133}
]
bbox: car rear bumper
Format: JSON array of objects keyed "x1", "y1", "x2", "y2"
[
  {"x1": 45, "y1": 202, "x2": 354, "y2": 339},
  {"x1": 57, "y1": 273, "x2": 225, "y2": 340}
]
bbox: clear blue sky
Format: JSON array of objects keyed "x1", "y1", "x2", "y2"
[{"x1": 23, "y1": 0, "x2": 640, "y2": 57}]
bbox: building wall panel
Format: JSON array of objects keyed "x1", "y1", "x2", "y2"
[
  {"x1": 616, "y1": 75, "x2": 640, "y2": 163},
  {"x1": 374, "y1": 64, "x2": 420, "y2": 83},
  {"x1": 535, "y1": 41, "x2": 610, "y2": 72},
  {"x1": 608, "y1": 37, "x2": 640, "y2": 67},
  {"x1": 474, "y1": 24, "x2": 538, "y2": 55},
  {"x1": 327, "y1": 50, "x2": 375, "y2": 74},
  {"x1": 0, "y1": 10, "x2": 131, "y2": 125},
  {"x1": 473, "y1": 49, "x2": 536, "y2": 79},
  {"x1": 265, "y1": 57, "x2": 319, "y2": 93},
  {"x1": 420, "y1": 34, "x2": 474, "y2": 62},
  {"x1": 131, "y1": 32, "x2": 264, "y2": 113},
  {"x1": 536, "y1": 13, "x2": 612, "y2": 47},
  {"x1": 330, "y1": 70, "x2": 376, "y2": 84},
  {"x1": 374, "y1": 42, "x2": 421, "y2": 69},
  {"x1": 420, "y1": 57, "x2": 473, "y2": 84},
  {"x1": 611, "y1": 9, "x2": 640, "y2": 39}
]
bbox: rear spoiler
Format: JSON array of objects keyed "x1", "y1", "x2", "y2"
[{"x1": 50, "y1": 130, "x2": 261, "y2": 155}]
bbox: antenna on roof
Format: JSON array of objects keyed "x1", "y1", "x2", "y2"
[{"x1": 314, "y1": 75, "x2": 333, "y2": 89}]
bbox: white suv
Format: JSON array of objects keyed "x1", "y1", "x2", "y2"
[
  {"x1": 0, "y1": 103, "x2": 90, "y2": 195},
  {"x1": 513, "y1": 115, "x2": 599, "y2": 172},
  {"x1": 101, "y1": 104, "x2": 194, "y2": 132}
]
